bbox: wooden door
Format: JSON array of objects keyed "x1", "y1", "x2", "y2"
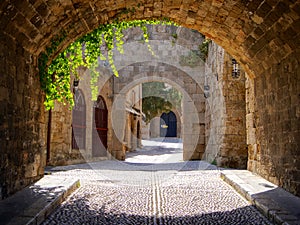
[
  {"x1": 92, "y1": 96, "x2": 108, "y2": 157},
  {"x1": 160, "y1": 111, "x2": 177, "y2": 137}
]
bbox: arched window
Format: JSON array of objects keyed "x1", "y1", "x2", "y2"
[{"x1": 72, "y1": 89, "x2": 86, "y2": 149}]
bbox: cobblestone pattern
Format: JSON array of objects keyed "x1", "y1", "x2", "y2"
[{"x1": 42, "y1": 162, "x2": 273, "y2": 225}]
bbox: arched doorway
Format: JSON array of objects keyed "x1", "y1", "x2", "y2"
[
  {"x1": 72, "y1": 89, "x2": 86, "y2": 149},
  {"x1": 160, "y1": 111, "x2": 177, "y2": 137},
  {"x1": 92, "y1": 96, "x2": 108, "y2": 157}
]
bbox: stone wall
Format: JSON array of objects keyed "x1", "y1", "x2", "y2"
[
  {"x1": 113, "y1": 61, "x2": 206, "y2": 160},
  {"x1": 48, "y1": 67, "x2": 113, "y2": 166},
  {"x1": 112, "y1": 25, "x2": 207, "y2": 160},
  {"x1": 247, "y1": 52, "x2": 300, "y2": 196},
  {"x1": 0, "y1": 34, "x2": 46, "y2": 199},
  {"x1": 0, "y1": 0, "x2": 299, "y2": 198},
  {"x1": 204, "y1": 42, "x2": 247, "y2": 169}
]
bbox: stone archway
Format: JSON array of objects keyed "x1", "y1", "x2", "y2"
[
  {"x1": 0, "y1": 1, "x2": 299, "y2": 197},
  {"x1": 112, "y1": 61, "x2": 205, "y2": 161}
]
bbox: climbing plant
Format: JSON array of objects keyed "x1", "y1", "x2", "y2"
[
  {"x1": 38, "y1": 19, "x2": 175, "y2": 110},
  {"x1": 199, "y1": 38, "x2": 212, "y2": 61},
  {"x1": 142, "y1": 82, "x2": 182, "y2": 123},
  {"x1": 179, "y1": 36, "x2": 211, "y2": 67}
]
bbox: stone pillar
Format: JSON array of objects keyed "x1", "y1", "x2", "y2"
[
  {"x1": 111, "y1": 94, "x2": 126, "y2": 160},
  {"x1": 246, "y1": 75, "x2": 258, "y2": 171},
  {"x1": 182, "y1": 93, "x2": 201, "y2": 160},
  {"x1": 126, "y1": 113, "x2": 131, "y2": 151}
]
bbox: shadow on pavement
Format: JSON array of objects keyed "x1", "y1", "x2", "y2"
[{"x1": 42, "y1": 197, "x2": 272, "y2": 225}]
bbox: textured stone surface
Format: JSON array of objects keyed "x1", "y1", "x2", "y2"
[
  {"x1": 204, "y1": 42, "x2": 247, "y2": 168},
  {"x1": 42, "y1": 160, "x2": 272, "y2": 225},
  {"x1": 221, "y1": 170, "x2": 300, "y2": 225},
  {"x1": 50, "y1": 25, "x2": 207, "y2": 163},
  {"x1": 0, "y1": 175, "x2": 79, "y2": 225},
  {"x1": 48, "y1": 70, "x2": 113, "y2": 166},
  {"x1": 0, "y1": 0, "x2": 299, "y2": 199},
  {"x1": 0, "y1": 36, "x2": 46, "y2": 199}
]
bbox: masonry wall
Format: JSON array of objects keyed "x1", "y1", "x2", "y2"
[
  {"x1": 0, "y1": 35, "x2": 46, "y2": 199},
  {"x1": 205, "y1": 42, "x2": 247, "y2": 169},
  {"x1": 48, "y1": 68, "x2": 113, "y2": 166},
  {"x1": 0, "y1": 0, "x2": 299, "y2": 200},
  {"x1": 247, "y1": 52, "x2": 300, "y2": 196}
]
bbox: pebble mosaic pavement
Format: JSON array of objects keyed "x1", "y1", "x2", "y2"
[{"x1": 42, "y1": 139, "x2": 273, "y2": 225}]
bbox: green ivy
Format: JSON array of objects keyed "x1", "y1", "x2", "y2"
[
  {"x1": 199, "y1": 38, "x2": 212, "y2": 61},
  {"x1": 179, "y1": 50, "x2": 202, "y2": 68},
  {"x1": 38, "y1": 19, "x2": 175, "y2": 110}
]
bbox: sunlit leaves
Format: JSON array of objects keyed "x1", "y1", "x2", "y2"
[{"x1": 39, "y1": 19, "x2": 175, "y2": 110}]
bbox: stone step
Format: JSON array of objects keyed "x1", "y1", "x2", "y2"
[
  {"x1": 221, "y1": 170, "x2": 300, "y2": 225},
  {"x1": 0, "y1": 176, "x2": 80, "y2": 225}
]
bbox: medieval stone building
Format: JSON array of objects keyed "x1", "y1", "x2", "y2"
[
  {"x1": 0, "y1": 1, "x2": 299, "y2": 200},
  {"x1": 47, "y1": 25, "x2": 247, "y2": 171}
]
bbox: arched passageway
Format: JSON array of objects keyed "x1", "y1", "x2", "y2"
[
  {"x1": 112, "y1": 61, "x2": 206, "y2": 162},
  {"x1": 0, "y1": 1, "x2": 299, "y2": 198}
]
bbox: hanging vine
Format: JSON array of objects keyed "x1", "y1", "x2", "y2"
[
  {"x1": 199, "y1": 37, "x2": 212, "y2": 61},
  {"x1": 38, "y1": 19, "x2": 175, "y2": 110}
]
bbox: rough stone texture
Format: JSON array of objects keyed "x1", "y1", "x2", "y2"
[
  {"x1": 41, "y1": 161, "x2": 272, "y2": 225},
  {"x1": 205, "y1": 42, "x2": 247, "y2": 169},
  {"x1": 0, "y1": 32, "x2": 46, "y2": 199},
  {"x1": 0, "y1": 0, "x2": 299, "y2": 198},
  {"x1": 247, "y1": 52, "x2": 300, "y2": 197},
  {"x1": 0, "y1": 176, "x2": 79, "y2": 225},
  {"x1": 221, "y1": 170, "x2": 300, "y2": 225},
  {"x1": 48, "y1": 68, "x2": 113, "y2": 166},
  {"x1": 49, "y1": 25, "x2": 206, "y2": 164},
  {"x1": 111, "y1": 25, "x2": 207, "y2": 161},
  {"x1": 113, "y1": 61, "x2": 206, "y2": 161}
]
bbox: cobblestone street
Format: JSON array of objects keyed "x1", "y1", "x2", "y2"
[{"x1": 43, "y1": 139, "x2": 272, "y2": 225}]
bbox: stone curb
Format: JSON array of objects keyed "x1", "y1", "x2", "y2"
[
  {"x1": 220, "y1": 170, "x2": 300, "y2": 225},
  {"x1": 26, "y1": 178, "x2": 80, "y2": 225},
  {"x1": 1, "y1": 176, "x2": 80, "y2": 225}
]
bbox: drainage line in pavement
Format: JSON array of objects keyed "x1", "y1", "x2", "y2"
[{"x1": 152, "y1": 171, "x2": 163, "y2": 225}]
